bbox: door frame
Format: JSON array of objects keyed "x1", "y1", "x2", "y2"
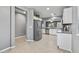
[{"x1": 10, "y1": 6, "x2": 29, "y2": 48}]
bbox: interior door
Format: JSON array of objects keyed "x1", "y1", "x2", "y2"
[{"x1": 0, "y1": 7, "x2": 10, "y2": 51}]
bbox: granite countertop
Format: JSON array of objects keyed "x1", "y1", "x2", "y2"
[
  {"x1": 42, "y1": 27, "x2": 72, "y2": 34},
  {"x1": 57, "y1": 31, "x2": 72, "y2": 34}
]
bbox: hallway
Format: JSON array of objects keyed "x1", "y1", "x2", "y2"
[{"x1": 8, "y1": 34, "x2": 63, "y2": 53}]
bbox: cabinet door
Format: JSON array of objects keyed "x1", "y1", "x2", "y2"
[
  {"x1": 63, "y1": 7, "x2": 72, "y2": 24},
  {"x1": 57, "y1": 34, "x2": 72, "y2": 52},
  {"x1": 0, "y1": 7, "x2": 10, "y2": 51},
  {"x1": 59, "y1": 34, "x2": 72, "y2": 52},
  {"x1": 62, "y1": 34, "x2": 72, "y2": 52},
  {"x1": 42, "y1": 29, "x2": 45, "y2": 33},
  {"x1": 57, "y1": 34, "x2": 63, "y2": 47}
]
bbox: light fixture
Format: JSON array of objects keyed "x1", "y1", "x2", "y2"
[
  {"x1": 23, "y1": 11, "x2": 26, "y2": 14},
  {"x1": 46, "y1": 8, "x2": 50, "y2": 10}
]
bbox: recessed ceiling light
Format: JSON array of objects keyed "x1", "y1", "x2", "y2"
[
  {"x1": 46, "y1": 8, "x2": 50, "y2": 10},
  {"x1": 24, "y1": 11, "x2": 26, "y2": 14}
]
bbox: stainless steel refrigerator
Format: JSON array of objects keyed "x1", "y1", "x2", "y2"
[{"x1": 33, "y1": 20, "x2": 42, "y2": 41}]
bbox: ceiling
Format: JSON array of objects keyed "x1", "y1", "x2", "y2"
[{"x1": 23, "y1": 6, "x2": 70, "y2": 18}]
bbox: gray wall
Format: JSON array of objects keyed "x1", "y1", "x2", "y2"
[
  {"x1": 11, "y1": 6, "x2": 15, "y2": 47},
  {"x1": 0, "y1": 6, "x2": 10, "y2": 51},
  {"x1": 15, "y1": 6, "x2": 34, "y2": 41},
  {"x1": 15, "y1": 13, "x2": 26, "y2": 37},
  {"x1": 11, "y1": 6, "x2": 34, "y2": 48},
  {"x1": 72, "y1": 7, "x2": 79, "y2": 52},
  {"x1": 26, "y1": 9, "x2": 34, "y2": 41},
  {"x1": 0, "y1": 6, "x2": 34, "y2": 52}
]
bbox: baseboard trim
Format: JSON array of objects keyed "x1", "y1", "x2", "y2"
[
  {"x1": 62, "y1": 48, "x2": 72, "y2": 53},
  {"x1": 10, "y1": 46, "x2": 16, "y2": 49},
  {"x1": 16, "y1": 36, "x2": 25, "y2": 39},
  {"x1": 58, "y1": 47, "x2": 72, "y2": 53},
  {"x1": 0, "y1": 47, "x2": 11, "y2": 53},
  {"x1": 26, "y1": 39, "x2": 34, "y2": 42},
  {"x1": 0, "y1": 46, "x2": 16, "y2": 53}
]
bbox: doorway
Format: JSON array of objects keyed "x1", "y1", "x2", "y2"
[{"x1": 15, "y1": 7, "x2": 27, "y2": 46}]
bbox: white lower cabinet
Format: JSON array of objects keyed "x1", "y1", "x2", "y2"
[
  {"x1": 57, "y1": 33, "x2": 72, "y2": 52},
  {"x1": 42, "y1": 29, "x2": 45, "y2": 33}
]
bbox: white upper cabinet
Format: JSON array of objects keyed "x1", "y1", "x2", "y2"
[{"x1": 63, "y1": 7, "x2": 72, "y2": 24}]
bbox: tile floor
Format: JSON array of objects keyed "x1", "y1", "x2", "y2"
[{"x1": 8, "y1": 34, "x2": 64, "y2": 53}]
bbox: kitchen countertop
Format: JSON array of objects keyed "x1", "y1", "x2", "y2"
[
  {"x1": 42, "y1": 27, "x2": 59, "y2": 29},
  {"x1": 42, "y1": 27, "x2": 72, "y2": 34},
  {"x1": 57, "y1": 31, "x2": 72, "y2": 34}
]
